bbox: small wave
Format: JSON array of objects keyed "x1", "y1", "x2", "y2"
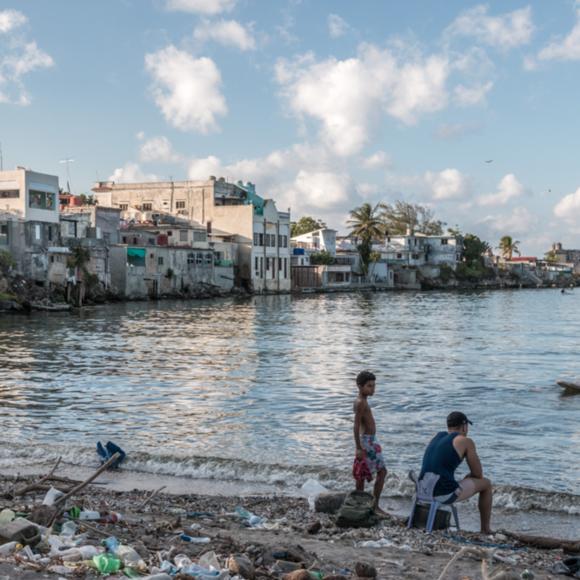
[{"x1": 1, "y1": 443, "x2": 578, "y2": 515}]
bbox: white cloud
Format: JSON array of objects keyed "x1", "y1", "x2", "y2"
[
  {"x1": 165, "y1": 0, "x2": 236, "y2": 15},
  {"x1": 139, "y1": 136, "x2": 181, "y2": 163},
  {"x1": 0, "y1": 9, "x2": 27, "y2": 33},
  {"x1": 538, "y1": 5, "x2": 580, "y2": 61},
  {"x1": 425, "y1": 168, "x2": 469, "y2": 200},
  {"x1": 187, "y1": 155, "x2": 224, "y2": 180},
  {"x1": 446, "y1": 5, "x2": 534, "y2": 50},
  {"x1": 477, "y1": 174, "x2": 525, "y2": 206},
  {"x1": 284, "y1": 170, "x2": 352, "y2": 210},
  {"x1": 0, "y1": 39, "x2": 53, "y2": 105},
  {"x1": 193, "y1": 19, "x2": 255, "y2": 51},
  {"x1": 145, "y1": 46, "x2": 227, "y2": 133},
  {"x1": 435, "y1": 122, "x2": 481, "y2": 140},
  {"x1": 481, "y1": 207, "x2": 536, "y2": 234},
  {"x1": 328, "y1": 14, "x2": 349, "y2": 39},
  {"x1": 362, "y1": 151, "x2": 391, "y2": 169},
  {"x1": 453, "y1": 81, "x2": 493, "y2": 106},
  {"x1": 276, "y1": 44, "x2": 451, "y2": 156},
  {"x1": 554, "y1": 187, "x2": 580, "y2": 220},
  {"x1": 109, "y1": 162, "x2": 159, "y2": 183}
]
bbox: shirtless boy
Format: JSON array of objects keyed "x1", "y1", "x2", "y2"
[{"x1": 353, "y1": 370, "x2": 388, "y2": 515}]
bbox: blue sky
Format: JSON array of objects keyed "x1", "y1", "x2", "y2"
[{"x1": 2, "y1": 0, "x2": 580, "y2": 254}]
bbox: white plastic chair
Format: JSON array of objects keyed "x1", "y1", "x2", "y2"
[{"x1": 407, "y1": 471, "x2": 460, "y2": 533}]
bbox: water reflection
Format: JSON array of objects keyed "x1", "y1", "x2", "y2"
[{"x1": 0, "y1": 290, "x2": 579, "y2": 493}]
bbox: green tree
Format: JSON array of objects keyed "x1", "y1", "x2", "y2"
[
  {"x1": 347, "y1": 202, "x2": 383, "y2": 276},
  {"x1": 309, "y1": 250, "x2": 335, "y2": 265},
  {"x1": 498, "y1": 235, "x2": 521, "y2": 260},
  {"x1": 380, "y1": 201, "x2": 445, "y2": 236},
  {"x1": 290, "y1": 216, "x2": 326, "y2": 238},
  {"x1": 463, "y1": 234, "x2": 490, "y2": 265}
]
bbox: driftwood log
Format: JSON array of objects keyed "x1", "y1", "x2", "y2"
[
  {"x1": 13, "y1": 457, "x2": 62, "y2": 496},
  {"x1": 501, "y1": 530, "x2": 580, "y2": 553}
]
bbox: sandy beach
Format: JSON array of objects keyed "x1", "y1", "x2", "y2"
[{"x1": 0, "y1": 468, "x2": 576, "y2": 579}]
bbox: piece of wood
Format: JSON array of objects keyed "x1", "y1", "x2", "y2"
[
  {"x1": 138, "y1": 485, "x2": 167, "y2": 510},
  {"x1": 501, "y1": 530, "x2": 580, "y2": 553},
  {"x1": 55, "y1": 453, "x2": 120, "y2": 506},
  {"x1": 557, "y1": 380, "x2": 580, "y2": 395},
  {"x1": 13, "y1": 456, "x2": 62, "y2": 496},
  {"x1": 76, "y1": 520, "x2": 111, "y2": 538}
]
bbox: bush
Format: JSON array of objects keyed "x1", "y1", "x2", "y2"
[
  {"x1": 438, "y1": 264, "x2": 454, "y2": 283},
  {"x1": 310, "y1": 250, "x2": 335, "y2": 265},
  {"x1": 0, "y1": 250, "x2": 15, "y2": 270}
]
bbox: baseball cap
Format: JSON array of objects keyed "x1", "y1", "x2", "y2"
[{"x1": 447, "y1": 411, "x2": 473, "y2": 428}]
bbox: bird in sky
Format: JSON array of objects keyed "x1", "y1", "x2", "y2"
[{"x1": 484, "y1": 159, "x2": 493, "y2": 163}]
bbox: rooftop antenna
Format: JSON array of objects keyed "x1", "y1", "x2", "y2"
[{"x1": 59, "y1": 157, "x2": 75, "y2": 193}]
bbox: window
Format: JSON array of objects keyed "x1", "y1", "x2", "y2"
[
  {"x1": 441, "y1": 238, "x2": 448, "y2": 245},
  {"x1": 0, "y1": 190, "x2": 19, "y2": 199},
  {"x1": 258, "y1": 233, "x2": 264, "y2": 246},
  {"x1": 133, "y1": 237, "x2": 138, "y2": 244},
  {"x1": 167, "y1": 231, "x2": 173, "y2": 237},
  {"x1": 122, "y1": 236, "x2": 127, "y2": 243},
  {"x1": 178, "y1": 209, "x2": 188, "y2": 215},
  {"x1": 29, "y1": 190, "x2": 55, "y2": 210},
  {"x1": 176, "y1": 201, "x2": 186, "y2": 209},
  {"x1": 271, "y1": 234, "x2": 277, "y2": 247},
  {"x1": 260, "y1": 256, "x2": 263, "y2": 278},
  {"x1": 142, "y1": 203, "x2": 152, "y2": 211},
  {"x1": 193, "y1": 231, "x2": 206, "y2": 242},
  {"x1": 412, "y1": 253, "x2": 419, "y2": 260},
  {"x1": 278, "y1": 257, "x2": 282, "y2": 271},
  {"x1": 265, "y1": 234, "x2": 270, "y2": 246},
  {"x1": 158, "y1": 257, "x2": 164, "y2": 266},
  {"x1": 396, "y1": 253, "x2": 402, "y2": 259},
  {"x1": 283, "y1": 257, "x2": 287, "y2": 279},
  {"x1": 119, "y1": 203, "x2": 128, "y2": 211},
  {"x1": 35, "y1": 224, "x2": 41, "y2": 240},
  {"x1": 196, "y1": 252, "x2": 203, "y2": 265},
  {"x1": 127, "y1": 248, "x2": 146, "y2": 267},
  {"x1": 48, "y1": 226, "x2": 53, "y2": 242},
  {"x1": 204, "y1": 253, "x2": 212, "y2": 265},
  {"x1": 272, "y1": 259, "x2": 276, "y2": 279},
  {"x1": 254, "y1": 233, "x2": 259, "y2": 246},
  {"x1": 187, "y1": 253, "x2": 195, "y2": 265},
  {"x1": 179, "y1": 230, "x2": 188, "y2": 242},
  {"x1": 0, "y1": 223, "x2": 8, "y2": 245},
  {"x1": 255, "y1": 256, "x2": 259, "y2": 272},
  {"x1": 148, "y1": 238, "x2": 155, "y2": 245},
  {"x1": 266, "y1": 257, "x2": 270, "y2": 271}
]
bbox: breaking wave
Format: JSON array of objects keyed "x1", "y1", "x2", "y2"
[{"x1": 1, "y1": 441, "x2": 579, "y2": 516}]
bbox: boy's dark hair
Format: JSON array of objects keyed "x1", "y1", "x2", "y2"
[{"x1": 356, "y1": 370, "x2": 376, "y2": 387}]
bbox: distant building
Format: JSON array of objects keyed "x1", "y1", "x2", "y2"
[
  {"x1": 548, "y1": 242, "x2": 580, "y2": 274},
  {"x1": 92, "y1": 177, "x2": 291, "y2": 293},
  {"x1": 0, "y1": 167, "x2": 63, "y2": 281}
]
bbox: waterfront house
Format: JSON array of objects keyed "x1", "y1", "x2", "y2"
[
  {"x1": 0, "y1": 167, "x2": 66, "y2": 283},
  {"x1": 547, "y1": 242, "x2": 580, "y2": 275},
  {"x1": 92, "y1": 177, "x2": 291, "y2": 293}
]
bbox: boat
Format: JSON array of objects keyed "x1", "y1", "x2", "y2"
[{"x1": 557, "y1": 381, "x2": 580, "y2": 395}]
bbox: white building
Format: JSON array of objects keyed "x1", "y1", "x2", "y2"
[
  {"x1": 93, "y1": 177, "x2": 291, "y2": 293},
  {"x1": 0, "y1": 167, "x2": 63, "y2": 280},
  {"x1": 291, "y1": 228, "x2": 337, "y2": 255}
]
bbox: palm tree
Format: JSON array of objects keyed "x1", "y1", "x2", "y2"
[
  {"x1": 498, "y1": 235, "x2": 521, "y2": 261},
  {"x1": 347, "y1": 203, "x2": 383, "y2": 277},
  {"x1": 347, "y1": 202, "x2": 383, "y2": 240}
]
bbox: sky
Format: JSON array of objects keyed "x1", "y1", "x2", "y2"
[{"x1": 1, "y1": 0, "x2": 580, "y2": 254}]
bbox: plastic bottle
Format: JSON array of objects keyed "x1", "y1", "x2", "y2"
[
  {"x1": 103, "y1": 536, "x2": 119, "y2": 553},
  {"x1": 92, "y1": 554, "x2": 121, "y2": 574},
  {"x1": 179, "y1": 534, "x2": 210, "y2": 544},
  {"x1": 117, "y1": 545, "x2": 146, "y2": 571},
  {"x1": 98, "y1": 512, "x2": 122, "y2": 523},
  {"x1": 0, "y1": 541, "x2": 18, "y2": 555},
  {"x1": 79, "y1": 510, "x2": 101, "y2": 521},
  {"x1": 0, "y1": 509, "x2": 15, "y2": 524},
  {"x1": 60, "y1": 521, "x2": 77, "y2": 538}
]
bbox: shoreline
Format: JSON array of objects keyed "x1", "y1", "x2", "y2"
[
  {"x1": 0, "y1": 471, "x2": 574, "y2": 579},
  {"x1": 0, "y1": 280, "x2": 573, "y2": 316}
]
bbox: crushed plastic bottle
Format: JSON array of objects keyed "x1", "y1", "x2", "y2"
[
  {"x1": 234, "y1": 506, "x2": 264, "y2": 527},
  {"x1": 117, "y1": 544, "x2": 146, "y2": 570},
  {"x1": 60, "y1": 521, "x2": 77, "y2": 538},
  {"x1": 103, "y1": 536, "x2": 120, "y2": 553},
  {"x1": 92, "y1": 553, "x2": 121, "y2": 574},
  {"x1": 42, "y1": 487, "x2": 64, "y2": 506},
  {"x1": 0, "y1": 541, "x2": 18, "y2": 555}
]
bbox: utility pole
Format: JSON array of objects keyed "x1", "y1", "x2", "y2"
[{"x1": 59, "y1": 158, "x2": 75, "y2": 193}]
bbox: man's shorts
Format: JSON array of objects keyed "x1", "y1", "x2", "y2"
[
  {"x1": 435, "y1": 477, "x2": 478, "y2": 504},
  {"x1": 361, "y1": 434, "x2": 386, "y2": 475}
]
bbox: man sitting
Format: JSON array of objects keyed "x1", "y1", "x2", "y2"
[{"x1": 419, "y1": 411, "x2": 493, "y2": 534}]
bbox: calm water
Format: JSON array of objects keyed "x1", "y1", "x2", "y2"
[{"x1": 0, "y1": 290, "x2": 579, "y2": 506}]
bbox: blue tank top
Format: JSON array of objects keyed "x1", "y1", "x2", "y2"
[{"x1": 419, "y1": 432, "x2": 464, "y2": 496}]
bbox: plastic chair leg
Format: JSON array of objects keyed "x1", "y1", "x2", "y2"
[
  {"x1": 426, "y1": 501, "x2": 440, "y2": 533},
  {"x1": 407, "y1": 498, "x2": 417, "y2": 529},
  {"x1": 451, "y1": 505, "x2": 460, "y2": 530}
]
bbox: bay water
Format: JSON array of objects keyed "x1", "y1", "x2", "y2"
[{"x1": 1, "y1": 290, "x2": 579, "y2": 534}]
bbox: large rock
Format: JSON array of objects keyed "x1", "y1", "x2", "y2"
[
  {"x1": 227, "y1": 554, "x2": 255, "y2": 580},
  {"x1": 281, "y1": 571, "x2": 311, "y2": 580},
  {"x1": 354, "y1": 561, "x2": 377, "y2": 578},
  {"x1": 314, "y1": 492, "x2": 347, "y2": 514}
]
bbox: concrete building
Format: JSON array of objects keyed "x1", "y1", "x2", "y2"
[
  {"x1": 548, "y1": 243, "x2": 580, "y2": 274},
  {"x1": 61, "y1": 205, "x2": 122, "y2": 244},
  {"x1": 0, "y1": 168, "x2": 63, "y2": 280},
  {"x1": 292, "y1": 228, "x2": 337, "y2": 255},
  {"x1": 92, "y1": 177, "x2": 291, "y2": 293}
]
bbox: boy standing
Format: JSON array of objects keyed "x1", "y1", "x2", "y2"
[{"x1": 353, "y1": 370, "x2": 388, "y2": 515}]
